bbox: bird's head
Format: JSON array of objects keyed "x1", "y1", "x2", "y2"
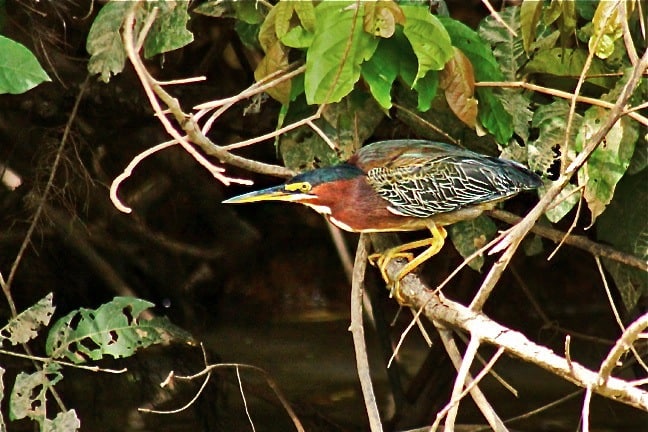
[{"x1": 223, "y1": 164, "x2": 364, "y2": 215}]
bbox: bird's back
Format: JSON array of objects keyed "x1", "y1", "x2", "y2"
[{"x1": 351, "y1": 140, "x2": 542, "y2": 218}]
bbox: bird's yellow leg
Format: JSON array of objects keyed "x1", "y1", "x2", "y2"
[
  {"x1": 390, "y1": 225, "x2": 447, "y2": 304},
  {"x1": 369, "y1": 239, "x2": 432, "y2": 284}
]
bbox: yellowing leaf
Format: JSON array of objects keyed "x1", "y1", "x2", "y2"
[
  {"x1": 363, "y1": 1, "x2": 405, "y2": 38},
  {"x1": 440, "y1": 47, "x2": 478, "y2": 128},
  {"x1": 589, "y1": 1, "x2": 625, "y2": 59},
  {"x1": 255, "y1": 41, "x2": 291, "y2": 105},
  {"x1": 520, "y1": 0, "x2": 543, "y2": 53}
]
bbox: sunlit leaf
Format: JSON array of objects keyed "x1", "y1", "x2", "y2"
[
  {"x1": 449, "y1": 215, "x2": 498, "y2": 271},
  {"x1": 305, "y1": 2, "x2": 378, "y2": 104},
  {"x1": 400, "y1": 5, "x2": 453, "y2": 85},
  {"x1": 293, "y1": 1, "x2": 316, "y2": 32},
  {"x1": 597, "y1": 170, "x2": 648, "y2": 310},
  {"x1": 280, "y1": 26, "x2": 314, "y2": 49},
  {"x1": 273, "y1": 1, "x2": 294, "y2": 39},
  {"x1": 0, "y1": 293, "x2": 55, "y2": 346},
  {"x1": 86, "y1": 1, "x2": 130, "y2": 82},
  {"x1": 144, "y1": 2, "x2": 194, "y2": 58},
  {"x1": 440, "y1": 47, "x2": 477, "y2": 128},
  {"x1": 589, "y1": 0, "x2": 624, "y2": 59},
  {"x1": 576, "y1": 109, "x2": 638, "y2": 225},
  {"x1": 46, "y1": 297, "x2": 193, "y2": 364}
]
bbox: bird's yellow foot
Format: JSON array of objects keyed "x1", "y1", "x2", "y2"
[{"x1": 369, "y1": 225, "x2": 448, "y2": 305}]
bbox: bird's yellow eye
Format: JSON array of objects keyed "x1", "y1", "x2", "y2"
[{"x1": 285, "y1": 182, "x2": 312, "y2": 193}]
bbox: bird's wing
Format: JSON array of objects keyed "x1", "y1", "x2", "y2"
[{"x1": 366, "y1": 155, "x2": 529, "y2": 218}]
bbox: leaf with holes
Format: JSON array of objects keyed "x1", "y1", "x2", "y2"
[
  {"x1": 10, "y1": 363, "x2": 62, "y2": 422},
  {"x1": 0, "y1": 293, "x2": 55, "y2": 346},
  {"x1": 0, "y1": 36, "x2": 50, "y2": 94},
  {"x1": 449, "y1": 215, "x2": 498, "y2": 271},
  {"x1": 46, "y1": 297, "x2": 193, "y2": 364},
  {"x1": 43, "y1": 410, "x2": 80, "y2": 432}
]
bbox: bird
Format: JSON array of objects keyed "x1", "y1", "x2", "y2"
[{"x1": 223, "y1": 139, "x2": 543, "y2": 304}]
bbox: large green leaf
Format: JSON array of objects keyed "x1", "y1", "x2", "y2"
[
  {"x1": 577, "y1": 109, "x2": 638, "y2": 225},
  {"x1": 449, "y1": 215, "x2": 498, "y2": 272},
  {"x1": 597, "y1": 170, "x2": 648, "y2": 310},
  {"x1": 438, "y1": 17, "x2": 502, "y2": 82},
  {"x1": 305, "y1": 2, "x2": 378, "y2": 104},
  {"x1": 476, "y1": 87, "x2": 513, "y2": 145},
  {"x1": 46, "y1": 297, "x2": 193, "y2": 364},
  {"x1": 86, "y1": 1, "x2": 130, "y2": 82},
  {"x1": 0, "y1": 293, "x2": 54, "y2": 346},
  {"x1": 0, "y1": 35, "x2": 50, "y2": 94},
  {"x1": 361, "y1": 37, "x2": 401, "y2": 109},
  {"x1": 400, "y1": 5, "x2": 453, "y2": 85},
  {"x1": 144, "y1": 1, "x2": 194, "y2": 58}
]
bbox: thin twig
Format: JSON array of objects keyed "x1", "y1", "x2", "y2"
[
  {"x1": 350, "y1": 234, "x2": 383, "y2": 432},
  {"x1": 475, "y1": 81, "x2": 648, "y2": 127}
]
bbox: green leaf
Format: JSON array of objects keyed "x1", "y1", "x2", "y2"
[
  {"x1": 524, "y1": 48, "x2": 615, "y2": 89},
  {"x1": 0, "y1": 293, "x2": 55, "y2": 346},
  {"x1": 499, "y1": 89, "x2": 533, "y2": 144},
  {"x1": 305, "y1": 2, "x2": 378, "y2": 104},
  {"x1": 361, "y1": 38, "x2": 401, "y2": 109},
  {"x1": 542, "y1": 182, "x2": 581, "y2": 223},
  {"x1": 438, "y1": 16, "x2": 503, "y2": 82},
  {"x1": 400, "y1": 5, "x2": 453, "y2": 85},
  {"x1": 576, "y1": 109, "x2": 638, "y2": 225},
  {"x1": 0, "y1": 35, "x2": 51, "y2": 94},
  {"x1": 597, "y1": 170, "x2": 648, "y2": 310},
  {"x1": 520, "y1": 0, "x2": 543, "y2": 54},
  {"x1": 476, "y1": 87, "x2": 513, "y2": 145},
  {"x1": 86, "y1": 1, "x2": 129, "y2": 83},
  {"x1": 144, "y1": 1, "x2": 194, "y2": 59},
  {"x1": 413, "y1": 71, "x2": 439, "y2": 112},
  {"x1": 280, "y1": 26, "x2": 314, "y2": 49},
  {"x1": 478, "y1": 6, "x2": 525, "y2": 80},
  {"x1": 449, "y1": 215, "x2": 498, "y2": 271},
  {"x1": 10, "y1": 363, "x2": 62, "y2": 422},
  {"x1": 294, "y1": 1, "x2": 316, "y2": 32},
  {"x1": 46, "y1": 297, "x2": 193, "y2": 364}
]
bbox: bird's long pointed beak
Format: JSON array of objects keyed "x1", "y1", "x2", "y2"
[{"x1": 223, "y1": 185, "x2": 313, "y2": 204}]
